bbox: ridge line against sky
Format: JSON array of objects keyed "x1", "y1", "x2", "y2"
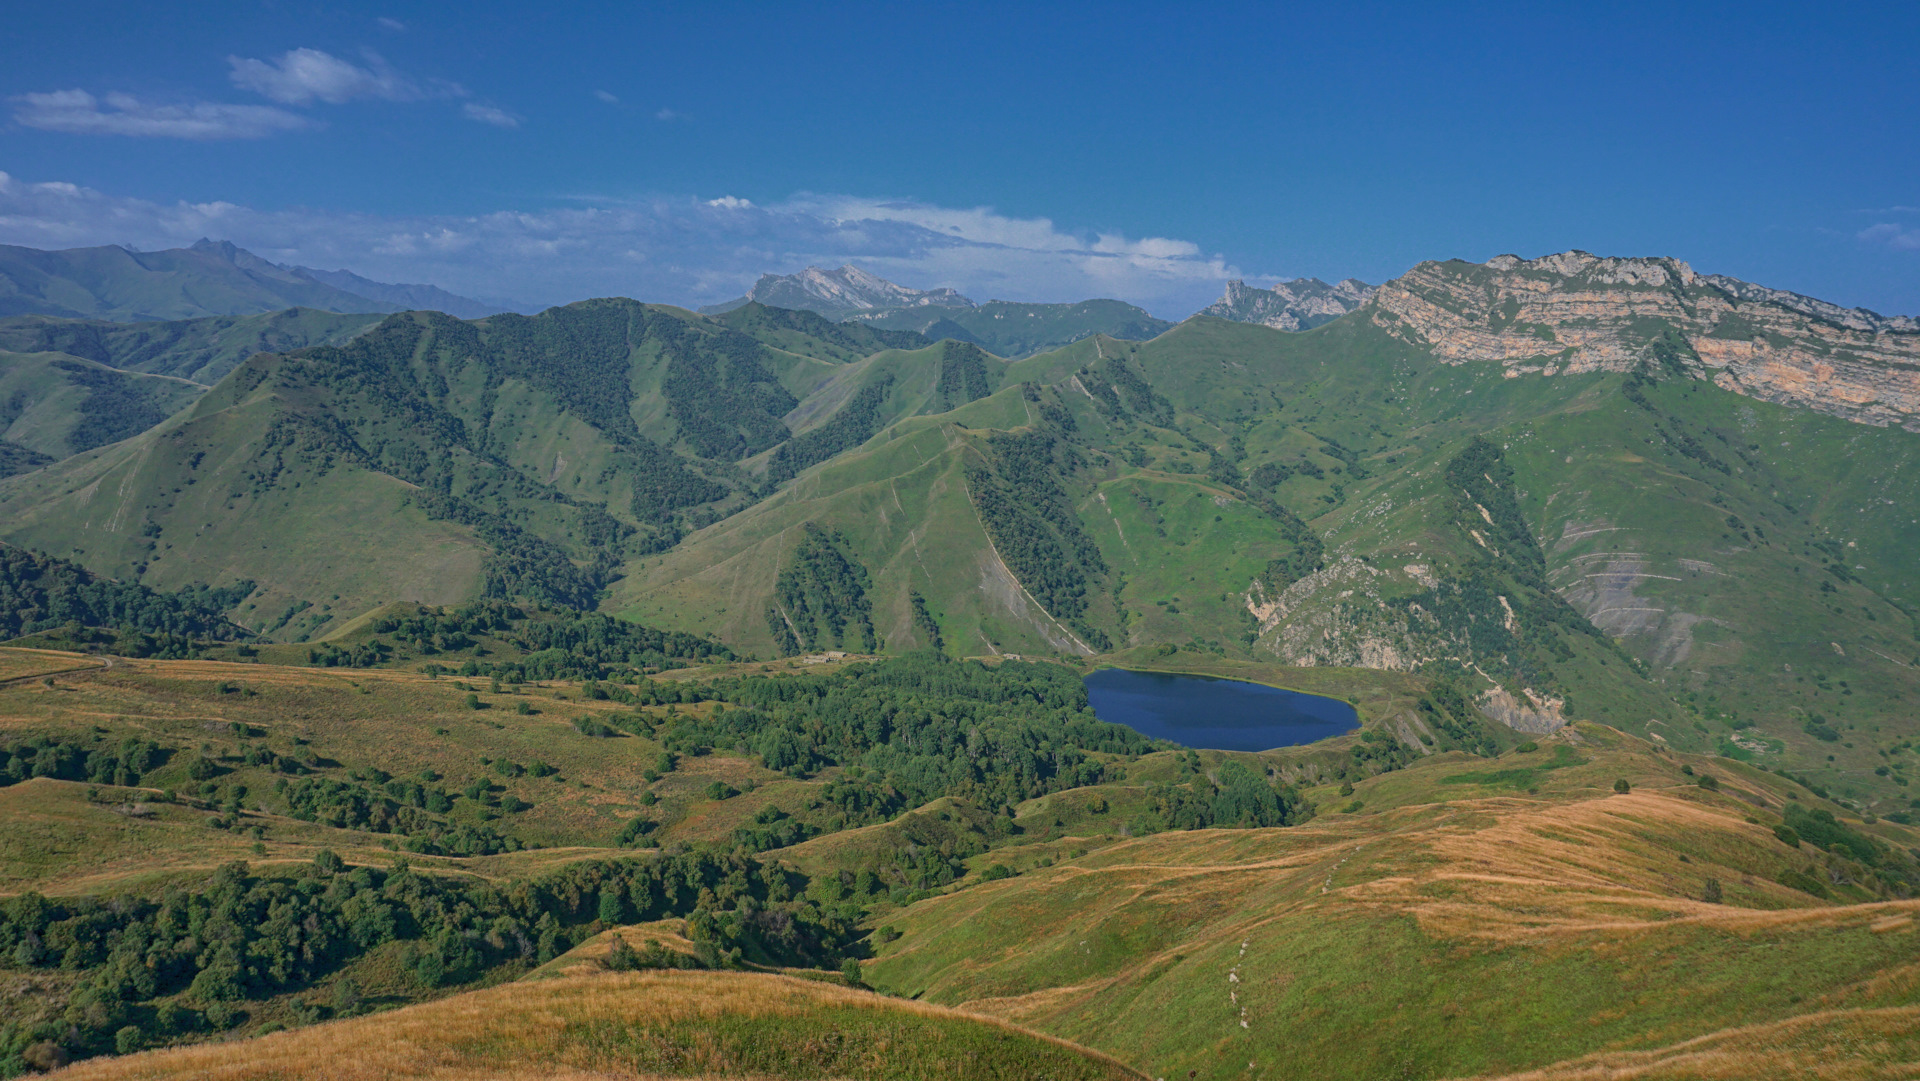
[{"x1": 1, "y1": 1, "x2": 1915, "y2": 317}]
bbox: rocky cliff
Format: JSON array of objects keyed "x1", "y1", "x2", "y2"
[
  {"x1": 700, "y1": 265, "x2": 973, "y2": 321},
  {"x1": 1368, "y1": 251, "x2": 1920, "y2": 430},
  {"x1": 1202, "y1": 277, "x2": 1374, "y2": 330}
]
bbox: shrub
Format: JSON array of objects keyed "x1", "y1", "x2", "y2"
[
  {"x1": 1338, "y1": 781, "x2": 1355, "y2": 797},
  {"x1": 1773, "y1": 825, "x2": 1801, "y2": 848},
  {"x1": 980, "y1": 863, "x2": 1015, "y2": 881},
  {"x1": 1613, "y1": 779, "x2": 1631, "y2": 794},
  {"x1": 1702, "y1": 878, "x2": 1723, "y2": 904},
  {"x1": 465, "y1": 693, "x2": 483, "y2": 711},
  {"x1": 605, "y1": 934, "x2": 641, "y2": 971},
  {"x1": 1515, "y1": 741, "x2": 1538, "y2": 754},
  {"x1": 1698, "y1": 773, "x2": 1720, "y2": 791}
]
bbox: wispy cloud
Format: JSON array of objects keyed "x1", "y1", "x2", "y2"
[
  {"x1": 228, "y1": 48, "x2": 428, "y2": 105},
  {"x1": 594, "y1": 90, "x2": 619, "y2": 104},
  {"x1": 0, "y1": 172, "x2": 1242, "y2": 316},
  {"x1": 654, "y1": 107, "x2": 685, "y2": 122},
  {"x1": 1860, "y1": 223, "x2": 1920, "y2": 251},
  {"x1": 461, "y1": 103, "x2": 521, "y2": 129},
  {"x1": 377, "y1": 17, "x2": 407, "y2": 32},
  {"x1": 9, "y1": 90, "x2": 309, "y2": 140}
]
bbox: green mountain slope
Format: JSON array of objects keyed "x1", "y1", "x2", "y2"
[
  {"x1": 852, "y1": 298, "x2": 1175, "y2": 359},
  {"x1": 0, "y1": 350, "x2": 205, "y2": 459},
  {"x1": 0, "y1": 298, "x2": 944, "y2": 640},
  {"x1": 612, "y1": 260, "x2": 1920, "y2": 809},
  {"x1": 0, "y1": 307, "x2": 384, "y2": 385},
  {"x1": 0, "y1": 243, "x2": 399, "y2": 321},
  {"x1": 4, "y1": 250, "x2": 1919, "y2": 808}
]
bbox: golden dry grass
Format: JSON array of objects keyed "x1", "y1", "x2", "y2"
[
  {"x1": 51, "y1": 970, "x2": 1145, "y2": 1081},
  {"x1": 865, "y1": 732, "x2": 1920, "y2": 1081}
]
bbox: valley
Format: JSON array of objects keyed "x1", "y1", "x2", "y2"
[{"x1": 2, "y1": 247, "x2": 1918, "y2": 1078}]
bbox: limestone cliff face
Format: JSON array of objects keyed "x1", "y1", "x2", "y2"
[
  {"x1": 1203, "y1": 277, "x2": 1374, "y2": 331},
  {"x1": 1368, "y1": 251, "x2": 1920, "y2": 430}
]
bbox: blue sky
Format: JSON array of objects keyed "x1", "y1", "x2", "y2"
[{"x1": 1, "y1": 0, "x2": 1915, "y2": 317}]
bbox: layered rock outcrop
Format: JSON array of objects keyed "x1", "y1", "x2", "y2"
[
  {"x1": 1203, "y1": 277, "x2": 1374, "y2": 330},
  {"x1": 1368, "y1": 251, "x2": 1920, "y2": 430}
]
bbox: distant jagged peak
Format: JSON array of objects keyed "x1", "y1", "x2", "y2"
[
  {"x1": 1202, "y1": 276, "x2": 1374, "y2": 331},
  {"x1": 722, "y1": 264, "x2": 974, "y2": 320}
]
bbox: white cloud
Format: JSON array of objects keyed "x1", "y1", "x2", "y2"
[
  {"x1": 228, "y1": 48, "x2": 423, "y2": 105},
  {"x1": 377, "y1": 17, "x2": 407, "y2": 31},
  {"x1": 461, "y1": 103, "x2": 521, "y2": 129},
  {"x1": 655, "y1": 107, "x2": 684, "y2": 122},
  {"x1": 0, "y1": 173, "x2": 1243, "y2": 316},
  {"x1": 9, "y1": 90, "x2": 310, "y2": 140},
  {"x1": 594, "y1": 90, "x2": 619, "y2": 104},
  {"x1": 1860, "y1": 223, "x2": 1920, "y2": 251}
]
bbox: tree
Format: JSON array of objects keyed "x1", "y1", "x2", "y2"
[
  {"x1": 331, "y1": 976, "x2": 361, "y2": 1015},
  {"x1": 605, "y1": 934, "x2": 640, "y2": 971},
  {"x1": 1702, "y1": 878, "x2": 1723, "y2": 904},
  {"x1": 840, "y1": 958, "x2": 865, "y2": 987},
  {"x1": 598, "y1": 887, "x2": 627, "y2": 926},
  {"x1": 1613, "y1": 779, "x2": 1631, "y2": 794}
]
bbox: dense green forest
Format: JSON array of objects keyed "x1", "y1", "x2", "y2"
[
  {"x1": 964, "y1": 403, "x2": 1113, "y2": 650},
  {"x1": 933, "y1": 341, "x2": 995, "y2": 410},
  {"x1": 763, "y1": 375, "x2": 895, "y2": 488},
  {"x1": 373, "y1": 600, "x2": 734, "y2": 680},
  {"x1": 647, "y1": 652, "x2": 1158, "y2": 811},
  {"x1": 764, "y1": 525, "x2": 877, "y2": 655},
  {"x1": 0, "y1": 850, "x2": 850, "y2": 1072},
  {"x1": 710, "y1": 303, "x2": 928, "y2": 359},
  {"x1": 42, "y1": 360, "x2": 180, "y2": 454},
  {"x1": 0, "y1": 440, "x2": 51, "y2": 479},
  {"x1": 0, "y1": 544, "x2": 250, "y2": 645},
  {"x1": 653, "y1": 317, "x2": 797, "y2": 460}
]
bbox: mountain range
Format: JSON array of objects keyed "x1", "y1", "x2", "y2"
[
  {"x1": 701, "y1": 264, "x2": 1375, "y2": 358},
  {"x1": 5, "y1": 243, "x2": 1920, "y2": 1079},
  {"x1": 0, "y1": 239, "x2": 516, "y2": 322}
]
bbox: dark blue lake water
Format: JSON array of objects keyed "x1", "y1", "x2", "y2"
[{"x1": 1084, "y1": 668, "x2": 1358, "y2": 752}]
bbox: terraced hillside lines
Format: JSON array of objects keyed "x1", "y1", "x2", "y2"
[
  {"x1": 864, "y1": 730, "x2": 1920, "y2": 1081},
  {"x1": 53, "y1": 970, "x2": 1147, "y2": 1081}
]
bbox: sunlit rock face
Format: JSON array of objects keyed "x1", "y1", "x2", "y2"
[{"x1": 1368, "y1": 250, "x2": 1920, "y2": 430}]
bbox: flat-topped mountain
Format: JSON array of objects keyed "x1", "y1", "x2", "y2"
[
  {"x1": 1201, "y1": 276, "x2": 1375, "y2": 330},
  {"x1": 1370, "y1": 250, "x2": 1920, "y2": 429}
]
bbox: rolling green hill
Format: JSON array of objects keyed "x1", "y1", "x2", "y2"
[
  {"x1": 0, "y1": 240, "x2": 497, "y2": 323},
  {"x1": 0, "y1": 307, "x2": 385, "y2": 386},
  {"x1": 2, "y1": 251, "x2": 1919, "y2": 814},
  {"x1": 0, "y1": 299, "x2": 950, "y2": 639},
  {"x1": 0, "y1": 350, "x2": 205, "y2": 460},
  {"x1": 851, "y1": 298, "x2": 1175, "y2": 359}
]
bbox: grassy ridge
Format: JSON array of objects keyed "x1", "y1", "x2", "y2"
[
  {"x1": 864, "y1": 725, "x2": 1920, "y2": 1081},
  {"x1": 52, "y1": 969, "x2": 1145, "y2": 1080}
]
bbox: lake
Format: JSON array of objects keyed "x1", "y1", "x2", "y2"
[{"x1": 1084, "y1": 668, "x2": 1359, "y2": 751}]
